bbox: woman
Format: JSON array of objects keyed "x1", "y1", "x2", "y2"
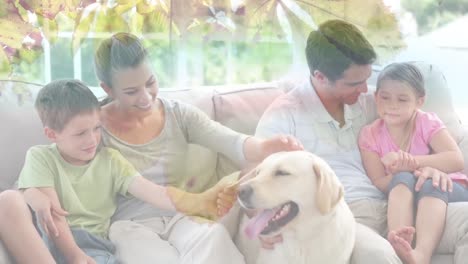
[{"x1": 94, "y1": 32, "x2": 302, "y2": 264}]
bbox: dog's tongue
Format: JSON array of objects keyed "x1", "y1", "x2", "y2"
[{"x1": 244, "y1": 209, "x2": 277, "y2": 239}]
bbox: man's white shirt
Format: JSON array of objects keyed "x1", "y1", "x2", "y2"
[{"x1": 256, "y1": 78, "x2": 385, "y2": 201}]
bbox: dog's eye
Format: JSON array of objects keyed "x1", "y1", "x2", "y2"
[{"x1": 275, "y1": 169, "x2": 290, "y2": 176}]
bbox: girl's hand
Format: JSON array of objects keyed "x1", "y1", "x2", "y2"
[
  {"x1": 381, "y1": 151, "x2": 399, "y2": 170},
  {"x1": 414, "y1": 167, "x2": 453, "y2": 192},
  {"x1": 383, "y1": 150, "x2": 419, "y2": 174}
]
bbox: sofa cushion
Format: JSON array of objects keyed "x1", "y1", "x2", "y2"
[
  {"x1": 410, "y1": 62, "x2": 468, "y2": 175},
  {"x1": 414, "y1": 61, "x2": 464, "y2": 143},
  {"x1": 0, "y1": 81, "x2": 47, "y2": 191},
  {"x1": 212, "y1": 84, "x2": 285, "y2": 177}
]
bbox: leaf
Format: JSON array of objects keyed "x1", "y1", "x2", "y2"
[
  {"x1": 218, "y1": 14, "x2": 236, "y2": 31},
  {"x1": 72, "y1": 2, "x2": 100, "y2": 53},
  {"x1": 116, "y1": 0, "x2": 135, "y2": 4},
  {"x1": 18, "y1": 0, "x2": 66, "y2": 19},
  {"x1": 0, "y1": 48, "x2": 12, "y2": 75},
  {"x1": 281, "y1": 0, "x2": 316, "y2": 29},
  {"x1": 137, "y1": 0, "x2": 157, "y2": 14},
  {"x1": 211, "y1": 10, "x2": 236, "y2": 31},
  {"x1": 128, "y1": 12, "x2": 145, "y2": 32},
  {"x1": 25, "y1": 31, "x2": 44, "y2": 49},
  {"x1": 37, "y1": 15, "x2": 59, "y2": 43},
  {"x1": 142, "y1": 10, "x2": 170, "y2": 33},
  {"x1": 276, "y1": 3, "x2": 292, "y2": 42},
  {"x1": 156, "y1": 0, "x2": 170, "y2": 13},
  {"x1": 0, "y1": 18, "x2": 38, "y2": 49},
  {"x1": 14, "y1": 47, "x2": 43, "y2": 64},
  {"x1": 94, "y1": 7, "x2": 129, "y2": 33},
  {"x1": 231, "y1": 0, "x2": 245, "y2": 12},
  {"x1": 244, "y1": 0, "x2": 277, "y2": 40},
  {"x1": 115, "y1": 1, "x2": 137, "y2": 15}
]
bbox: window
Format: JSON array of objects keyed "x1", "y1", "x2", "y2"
[{"x1": 1, "y1": 0, "x2": 467, "y2": 123}]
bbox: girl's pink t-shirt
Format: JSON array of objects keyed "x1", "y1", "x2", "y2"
[{"x1": 359, "y1": 110, "x2": 467, "y2": 184}]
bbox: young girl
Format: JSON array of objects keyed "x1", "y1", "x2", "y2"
[{"x1": 358, "y1": 62, "x2": 468, "y2": 264}]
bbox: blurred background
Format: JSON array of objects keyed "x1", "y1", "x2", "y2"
[{"x1": 1, "y1": 0, "x2": 467, "y2": 120}]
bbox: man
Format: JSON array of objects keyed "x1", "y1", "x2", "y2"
[{"x1": 254, "y1": 19, "x2": 468, "y2": 264}]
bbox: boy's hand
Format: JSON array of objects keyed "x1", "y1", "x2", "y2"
[
  {"x1": 216, "y1": 182, "x2": 239, "y2": 217},
  {"x1": 168, "y1": 177, "x2": 238, "y2": 220},
  {"x1": 197, "y1": 177, "x2": 238, "y2": 220}
]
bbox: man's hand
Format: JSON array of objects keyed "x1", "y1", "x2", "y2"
[
  {"x1": 24, "y1": 188, "x2": 68, "y2": 237},
  {"x1": 245, "y1": 135, "x2": 304, "y2": 163},
  {"x1": 382, "y1": 150, "x2": 419, "y2": 174},
  {"x1": 260, "y1": 135, "x2": 304, "y2": 157},
  {"x1": 259, "y1": 234, "x2": 283, "y2": 249},
  {"x1": 414, "y1": 166, "x2": 453, "y2": 192}
]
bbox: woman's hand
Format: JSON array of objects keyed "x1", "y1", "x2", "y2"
[
  {"x1": 24, "y1": 188, "x2": 68, "y2": 237},
  {"x1": 414, "y1": 166, "x2": 453, "y2": 192}
]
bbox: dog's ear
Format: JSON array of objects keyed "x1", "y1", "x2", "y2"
[{"x1": 313, "y1": 162, "x2": 343, "y2": 214}]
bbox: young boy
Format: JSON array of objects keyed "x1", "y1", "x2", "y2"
[{"x1": 14, "y1": 79, "x2": 225, "y2": 264}]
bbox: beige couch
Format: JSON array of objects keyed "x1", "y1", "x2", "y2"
[{"x1": 1, "y1": 62, "x2": 467, "y2": 263}]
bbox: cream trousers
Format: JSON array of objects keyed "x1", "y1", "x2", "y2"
[{"x1": 109, "y1": 213, "x2": 245, "y2": 264}]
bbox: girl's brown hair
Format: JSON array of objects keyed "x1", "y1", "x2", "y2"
[{"x1": 376, "y1": 62, "x2": 425, "y2": 97}]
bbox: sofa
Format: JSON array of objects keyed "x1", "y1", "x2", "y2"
[{"x1": 1, "y1": 62, "x2": 467, "y2": 263}]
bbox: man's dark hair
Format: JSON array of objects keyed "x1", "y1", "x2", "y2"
[{"x1": 305, "y1": 20, "x2": 377, "y2": 81}]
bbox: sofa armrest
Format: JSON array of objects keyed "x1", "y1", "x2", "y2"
[{"x1": 0, "y1": 240, "x2": 13, "y2": 264}]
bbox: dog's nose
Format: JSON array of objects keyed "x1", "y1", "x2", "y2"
[{"x1": 238, "y1": 185, "x2": 253, "y2": 201}]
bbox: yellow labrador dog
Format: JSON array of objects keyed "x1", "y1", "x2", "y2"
[{"x1": 237, "y1": 151, "x2": 356, "y2": 264}]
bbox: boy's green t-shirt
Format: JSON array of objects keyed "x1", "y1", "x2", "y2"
[{"x1": 18, "y1": 144, "x2": 139, "y2": 238}]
